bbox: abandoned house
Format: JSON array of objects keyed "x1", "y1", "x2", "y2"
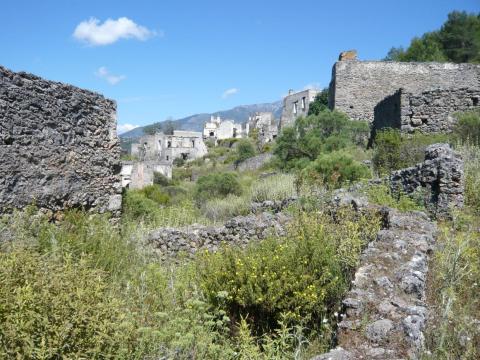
[
  {"x1": 279, "y1": 88, "x2": 319, "y2": 129},
  {"x1": 203, "y1": 115, "x2": 246, "y2": 141},
  {"x1": 246, "y1": 112, "x2": 278, "y2": 144}
]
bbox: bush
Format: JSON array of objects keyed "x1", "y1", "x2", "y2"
[
  {"x1": 372, "y1": 128, "x2": 451, "y2": 175},
  {"x1": 366, "y1": 183, "x2": 424, "y2": 212},
  {"x1": 300, "y1": 151, "x2": 371, "y2": 189},
  {"x1": 140, "y1": 185, "x2": 170, "y2": 205},
  {"x1": 457, "y1": 143, "x2": 480, "y2": 214},
  {"x1": 235, "y1": 139, "x2": 256, "y2": 167},
  {"x1": 196, "y1": 209, "x2": 381, "y2": 338},
  {"x1": 195, "y1": 172, "x2": 242, "y2": 202},
  {"x1": 173, "y1": 157, "x2": 185, "y2": 167},
  {"x1": 308, "y1": 88, "x2": 329, "y2": 116},
  {"x1": 153, "y1": 171, "x2": 172, "y2": 186},
  {"x1": 123, "y1": 190, "x2": 161, "y2": 222},
  {"x1": 273, "y1": 110, "x2": 369, "y2": 170},
  {"x1": 453, "y1": 110, "x2": 480, "y2": 146},
  {"x1": 0, "y1": 250, "x2": 138, "y2": 359}
]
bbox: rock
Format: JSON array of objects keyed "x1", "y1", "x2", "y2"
[
  {"x1": 365, "y1": 319, "x2": 394, "y2": 342},
  {"x1": 311, "y1": 347, "x2": 353, "y2": 360},
  {"x1": 338, "y1": 50, "x2": 358, "y2": 61}
]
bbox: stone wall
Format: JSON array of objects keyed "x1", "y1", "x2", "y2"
[
  {"x1": 390, "y1": 143, "x2": 464, "y2": 219},
  {"x1": 315, "y1": 208, "x2": 437, "y2": 360},
  {"x1": 330, "y1": 59, "x2": 480, "y2": 123},
  {"x1": 279, "y1": 89, "x2": 318, "y2": 129},
  {"x1": 0, "y1": 65, "x2": 122, "y2": 215},
  {"x1": 146, "y1": 212, "x2": 291, "y2": 259},
  {"x1": 373, "y1": 88, "x2": 480, "y2": 134}
]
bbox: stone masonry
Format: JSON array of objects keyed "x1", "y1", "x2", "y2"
[
  {"x1": 390, "y1": 143, "x2": 464, "y2": 219},
  {"x1": 373, "y1": 88, "x2": 480, "y2": 134},
  {"x1": 0, "y1": 65, "x2": 122, "y2": 215},
  {"x1": 314, "y1": 208, "x2": 437, "y2": 360},
  {"x1": 147, "y1": 212, "x2": 291, "y2": 260},
  {"x1": 330, "y1": 58, "x2": 480, "y2": 123}
]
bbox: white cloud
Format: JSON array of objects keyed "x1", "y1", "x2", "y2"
[
  {"x1": 95, "y1": 66, "x2": 126, "y2": 85},
  {"x1": 73, "y1": 17, "x2": 157, "y2": 46},
  {"x1": 222, "y1": 88, "x2": 239, "y2": 99},
  {"x1": 117, "y1": 123, "x2": 139, "y2": 134}
]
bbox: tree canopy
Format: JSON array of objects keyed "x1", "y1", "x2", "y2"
[{"x1": 385, "y1": 11, "x2": 480, "y2": 63}]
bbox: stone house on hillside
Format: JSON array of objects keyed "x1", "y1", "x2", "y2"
[
  {"x1": 279, "y1": 89, "x2": 319, "y2": 129},
  {"x1": 203, "y1": 116, "x2": 246, "y2": 141},
  {"x1": 247, "y1": 112, "x2": 278, "y2": 144},
  {"x1": 122, "y1": 130, "x2": 207, "y2": 189}
]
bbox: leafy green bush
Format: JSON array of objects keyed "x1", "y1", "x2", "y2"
[
  {"x1": 300, "y1": 151, "x2": 371, "y2": 189},
  {"x1": 235, "y1": 138, "x2": 256, "y2": 167},
  {"x1": 140, "y1": 185, "x2": 170, "y2": 205},
  {"x1": 0, "y1": 250, "x2": 139, "y2": 359},
  {"x1": 123, "y1": 190, "x2": 162, "y2": 222},
  {"x1": 153, "y1": 171, "x2": 172, "y2": 186},
  {"x1": 195, "y1": 172, "x2": 242, "y2": 202},
  {"x1": 366, "y1": 183, "x2": 424, "y2": 212},
  {"x1": 196, "y1": 209, "x2": 381, "y2": 339},
  {"x1": 454, "y1": 110, "x2": 480, "y2": 146},
  {"x1": 273, "y1": 110, "x2": 369, "y2": 170},
  {"x1": 372, "y1": 128, "x2": 451, "y2": 175}
]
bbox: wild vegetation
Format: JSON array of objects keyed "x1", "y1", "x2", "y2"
[{"x1": 385, "y1": 11, "x2": 480, "y2": 63}]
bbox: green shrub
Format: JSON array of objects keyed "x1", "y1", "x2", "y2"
[
  {"x1": 173, "y1": 157, "x2": 185, "y2": 167},
  {"x1": 123, "y1": 190, "x2": 161, "y2": 222},
  {"x1": 195, "y1": 172, "x2": 242, "y2": 202},
  {"x1": 454, "y1": 110, "x2": 480, "y2": 146},
  {"x1": 153, "y1": 171, "x2": 172, "y2": 186},
  {"x1": 273, "y1": 110, "x2": 369, "y2": 170},
  {"x1": 0, "y1": 250, "x2": 139, "y2": 359},
  {"x1": 173, "y1": 166, "x2": 193, "y2": 182},
  {"x1": 372, "y1": 128, "x2": 451, "y2": 175},
  {"x1": 366, "y1": 183, "x2": 424, "y2": 212},
  {"x1": 300, "y1": 151, "x2": 371, "y2": 189},
  {"x1": 140, "y1": 185, "x2": 170, "y2": 205},
  {"x1": 235, "y1": 139, "x2": 256, "y2": 167},
  {"x1": 196, "y1": 209, "x2": 381, "y2": 338}
]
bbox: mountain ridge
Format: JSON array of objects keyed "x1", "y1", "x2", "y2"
[{"x1": 120, "y1": 101, "x2": 283, "y2": 139}]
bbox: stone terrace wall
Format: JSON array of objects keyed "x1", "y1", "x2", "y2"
[
  {"x1": 147, "y1": 212, "x2": 291, "y2": 260},
  {"x1": 391, "y1": 143, "x2": 464, "y2": 219},
  {"x1": 373, "y1": 88, "x2": 480, "y2": 134},
  {"x1": 330, "y1": 60, "x2": 480, "y2": 123},
  {"x1": 315, "y1": 208, "x2": 437, "y2": 360},
  {"x1": 0, "y1": 65, "x2": 122, "y2": 215}
]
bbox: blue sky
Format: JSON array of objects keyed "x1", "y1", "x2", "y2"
[{"x1": 0, "y1": 0, "x2": 478, "y2": 133}]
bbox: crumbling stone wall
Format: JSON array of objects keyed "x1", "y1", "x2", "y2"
[
  {"x1": 373, "y1": 88, "x2": 480, "y2": 134},
  {"x1": 314, "y1": 208, "x2": 437, "y2": 360},
  {"x1": 147, "y1": 212, "x2": 291, "y2": 260},
  {"x1": 0, "y1": 65, "x2": 122, "y2": 215},
  {"x1": 390, "y1": 143, "x2": 464, "y2": 218},
  {"x1": 330, "y1": 59, "x2": 480, "y2": 123}
]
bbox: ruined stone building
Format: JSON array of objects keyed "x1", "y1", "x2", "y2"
[
  {"x1": 0, "y1": 65, "x2": 122, "y2": 215},
  {"x1": 279, "y1": 89, "x2": 319, "y2": 129},
  {"x1": 131, "y1": 130, "x2": 207, "y2": 163},
  {"x1": 329, "y1": 51, "x2": 480, "y2": 133},
  {"x1": 203, "y1": 115, "x2": 246, "y2": 141},
  {"x1": 247, "y1": 112, "x2": 278, "y2": 144},
  {"x1": 122, "y1": 130, "x2": 207, "y2": 189}
]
